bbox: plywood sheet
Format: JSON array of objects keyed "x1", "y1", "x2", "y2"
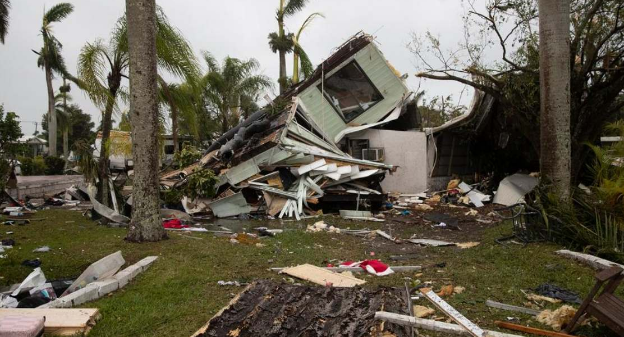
[
  {"x1": 0, "y1": 308, "x2": 100, "y2": 336},
  {"x1": 281, "y1": 264, "x2": 365, "y2": 287}
]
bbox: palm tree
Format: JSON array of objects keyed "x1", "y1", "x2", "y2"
[
  {"x1": 292, "y1": 13, "x2": 323, "y2": 84},
  {"x1": 538, "y1": 0, "x2": 571, "y2": 199},
  {"x1": 0, "y1": 0, "x2": 10, "y2": 44},
  {"x1": 268, "y1": 0, "x2": 309, "y2": 94},
  {"x1": 202, "y1": 52, "x2": 272, "y2": 134},
  {"x1": 125, "y1": 0, "x2": 166, "y2": 242},
  {"x1": 35, "y1": 3, "x2": 74, "y2": 157},
  {"x1": 158, "y1": 79, "x2": 202, "y2": 152},
  {"x1": 77, "y1": 7, "x2": 198, "y2": 206}
]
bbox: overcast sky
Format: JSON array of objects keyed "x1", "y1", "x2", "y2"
[{"x1": 0, "y1": 0, "x2": 481, "y2": 136}]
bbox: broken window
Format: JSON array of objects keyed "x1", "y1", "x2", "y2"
[{"x1": 319, "y1": 61, "x2": 383, "y2": 123}]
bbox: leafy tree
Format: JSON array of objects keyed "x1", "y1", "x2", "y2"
[
  {"x1": 292, "y1": 13, "x2": 323, "y2": 84},
  {"x1": 0, "y1": 0, "x2": 10, "y2": 44},
  {"x1": 202, "y1": 53, "x2": 272, "y2": 134},
  {"x1": 34, "y1": 3, "x2": 74, "y2": 157},
  {"x1": 411, "y1": 0, "x2": 624, "y2": 181},
  {"x1": 77, "y1": 6, "x2": 198, "y2": 206},
  {"x1": 41, "y1": 103, "x2": 95, "y2": 155},
  {"x1": 419, "y1": 93, "x2": 466, "y2": 128},
  {"x1": 125, "y1": 0, "x2": 167, "y2": 242},
  {"x1": 268, "y1": 0, "x2": 309, "y2": 93},
  {"x1": 0, "y1": 105, "x2": 22, "y2": 158},
  {"x1": 116, "y1": 111, "x2": 132, "y2": 132}
]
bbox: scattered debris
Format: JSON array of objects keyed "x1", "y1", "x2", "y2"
[
  {"x1": 408, "y1": 239, "x2": 456, "y2": 247},
  {"x1": 339, "y1": 260, "x2": 394, "y2": 276},
  {"x1": 306, "y1": 221, "x2": 340, "y2": 233},
  {"x1": 555, "y1": 249, "x2": 624, "y2": 270},
  {"x1": 525, "y1": 293, "x2": 562, "y2": 304},
  {"x1": 420, "y1": 289, "x2": 487, "y2": 337},
  {"x1": 413, "y1": 305, "x2": 435, "y2": 318},
  {"x1": 492, "y1": 174, "x2": 538, "y2": 206},
  {"x1": 62, "y1": 251, "x2": 125, "y2": 296},
  {"x1": 32, "y1": 246, "x2": 51, "y2": 253},
  {"x1": 456, "y1": 242, "x2": 480, "y2": 249},
  {"x1": 536, "y1": 305, "x2": 577, "y2": 331}
]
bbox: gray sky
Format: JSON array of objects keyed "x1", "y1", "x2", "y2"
[{"x1": 0, "y1": 0, "x2": 479, "y2": 136}]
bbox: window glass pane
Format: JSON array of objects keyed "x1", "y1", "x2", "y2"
[{"x1": 318, "y1": 61, "x2": 383, "y2": 122}]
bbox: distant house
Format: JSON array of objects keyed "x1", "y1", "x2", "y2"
[
  {"x1": 94, "y1": 131, "x2": 193, "y2": 170},
  {"x1": 18, "y1": 136, "x2": 48, "y2": 157}
]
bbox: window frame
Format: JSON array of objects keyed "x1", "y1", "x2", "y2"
[{"x1": 317, "y1": 60, "x2": 384, "y2": 123}]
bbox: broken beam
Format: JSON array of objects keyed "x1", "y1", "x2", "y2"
[
  {"x1": 374, "y1": 312, "x2": 523, "y2": 337},
  {"x1": 485, "y1": 300, "x2": 540, "y2": 316}
]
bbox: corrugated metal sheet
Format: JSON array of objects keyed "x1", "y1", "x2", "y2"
[{"x1": 207, "y1": 192, "x2": 251, "y2": 217}]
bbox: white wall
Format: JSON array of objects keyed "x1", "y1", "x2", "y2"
[{"x1": 349, "y1": 129, "x2": 428, "y2": 193}]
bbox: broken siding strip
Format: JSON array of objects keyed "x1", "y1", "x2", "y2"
[
  {"x1": 208, "y1": 192, "x2": 251, "y2": 218},
  {"x1": 287, "y1": 121, "x2": 344, "y2": 155},
  {"x1": 282, "y1": 138, "x2": 393, "y2": 169}
]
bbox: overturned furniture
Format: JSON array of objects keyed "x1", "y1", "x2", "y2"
[
  {"x1": 565, "y1": 266, "x2": 624, "y2": 336},
  {"x1": 163, "y1": 33, "x2": 419, "y2": 218}
]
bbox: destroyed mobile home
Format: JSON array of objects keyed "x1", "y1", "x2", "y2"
[{"x1": 162, "y1": 33, "x2": 417, "y2": 219}]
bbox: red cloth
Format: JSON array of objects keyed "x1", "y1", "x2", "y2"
[
  {"x1": 339, "y1": 259, "x2": 394, "y2": 276},
  {"x1": 163, "y1": 219, "x2": 188, "y2": 229}
]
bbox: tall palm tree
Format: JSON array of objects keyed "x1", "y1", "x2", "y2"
[
  {"x1": 125, "y1": 0, "x2": 166, "y2": 242},
  {"x1": 35, "y1": 3, "x2": 74, "y2": 157},
  {"x1": 158, "y1": 79, "x2": 201, "y2": 151},
  {"x1": 77, "y1": 7, "x2": 198, "y2": 206},
  {"x1": 538, "y1": 0, "x2": 571, "y2": 199},
  {"x1": 0, "y1": 0, "x2": 10, "y2": 44},
  {"x1": 292, "y1": 12, "x2": 323, "y2": 84},
  {"x1": 268, "y1": 0, "x2": 309, "y2": 94},
  {"x1": 57, "y1": 78, "x2": 71, "y2": 161},
  {"x1": 202, "y1": 52, "x2": 272, "y2": 134}
]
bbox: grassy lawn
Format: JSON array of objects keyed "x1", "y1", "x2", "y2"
[{"x1": 0, "y1": 209, "x2": 617, "y2": 336}]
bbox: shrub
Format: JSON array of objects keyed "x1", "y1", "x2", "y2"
[
  {"x1": 0, "y1": 159, "x2": 9, "y2": 191},
  {"x1": 174, "y1": 144, "x2": 202, "y2": 168},
  {"x1": 44, "y1": 156, "x2": 66, "y2": 175},
  {"x1": 183, "y1": 168, "x2": 218, "y2": 200},
  {"x1": 161, "y1": 188, "x2": 183, "y2": 206},
  {"x1": 534, "y1": 121, "x2": 624, "y2": 262},
  {"x1": 19, "y1": 156, "x2": 47, "y2": 176}
]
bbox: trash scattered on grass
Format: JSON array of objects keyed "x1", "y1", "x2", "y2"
[
  {"x1": 536, "y1": 305, "x2": 577, "y2": 331},
  {"x1": 32, "y1": 246, "x2": 51, "y2": 253}
]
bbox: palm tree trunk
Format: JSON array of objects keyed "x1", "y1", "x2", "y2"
[
  {"x1": 98, "y1": 95, "x2": 115, "y2": 207},
  {"x1": 62, "y1": 80, "x2": 69, "y2": 162},
  {"x1": 125, "y1": 0, "x2": 167, "y2": 242},
  {"x1": 293, "y1": 51, "x2": 300, "y2": 84},
  {"x1": 538, "y1": 0, "x2": 571, "y2": 199},
  {"x1": 278, "y1": 15, "x2": 287, "y2": 94},
  {"x1": 160, "y1": 81, "x2": 179, "y2": 153},
  {"x1": 45, "y1": 63, "x2": 57, "y2": 157}
]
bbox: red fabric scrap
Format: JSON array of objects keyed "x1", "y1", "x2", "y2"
[{"x1": 163, "y1": 219, "x2": 188, "y2": 229}]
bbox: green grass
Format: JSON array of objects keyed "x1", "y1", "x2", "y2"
[{"x1": 0, "y1": 210, "x2": 617, "y2": 336}]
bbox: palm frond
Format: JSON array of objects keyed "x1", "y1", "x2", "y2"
[
  {"x1": 295, "y1": 12, "x2": 324, "y2": 41},
  {"x1": 77, "y1": 40, "x2": 112, "y2": 108},
  {"x1": 153, "y1": 7, "x2": 200, "y2": 81},
  {"x1": 296, "y1": 45, "x2": 314, "y2": 79},
  {"x1": 43, "y1": 3, "x2": 74, "y2": 24},
  {"x1": 0, "y1": 0, "x2": 10, "y2": 44},
  {"x1": 283, "y1": 0, "x2": 308, "y2": 18},
  {"x1": 267, "y1": 32, "x2": 294, "y2": 53}
]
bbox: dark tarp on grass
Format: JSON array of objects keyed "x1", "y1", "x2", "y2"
[{"x1": 199, "y1": 280, "x2": 410, "y2": 337}]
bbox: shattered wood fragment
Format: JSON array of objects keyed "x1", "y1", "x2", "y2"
[
  {"x1": 271, "y1": 266, "x2": 421, "y2": 273},
  {"x1": 0, "y1": 308, "x2": 101, "y2": 336}
]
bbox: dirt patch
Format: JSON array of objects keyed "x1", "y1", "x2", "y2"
[{"x1": 199, "y1": 280, "x2": 411, "y2": 337}]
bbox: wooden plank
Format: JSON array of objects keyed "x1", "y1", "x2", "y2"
[
  {"x1": 375, "y1": 312, "x2": 523, "y2": 337},
  {"x1": 280, "y1": 264, "x2": 366, "y2": 287},
  {"x1": 421, "y1": 290, "x2": 486, "y2": 337},
  {"x1": 495, "y1": 321, "x2": 579, "y2": 337},
  {"x1": 409, "y1": 239, "x2": 457, "y2": 247},
  {"x1": 0, "y1": 308, "x2": 100, "y2": 336},
  {"x1": 271, "y1": 266, "x2": 421, "y2": 273},
  {"x1": 486, "y1": 300, "x2": 540, "y2": 316}
]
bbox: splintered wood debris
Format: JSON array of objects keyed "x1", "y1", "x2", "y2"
[{"x1": 194, "y1": 280, "x2": 411, "y2": 337}]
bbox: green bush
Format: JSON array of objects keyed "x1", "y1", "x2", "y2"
[
  {"x1": 44, "y1": 156, "x2": 66, "y2": 175},
  {"x1": 183, "y1": 168, "x2": 218, "y2": 200},
  {"x1": 19, "y1": 156, "x2": 47, "y2": 176},
  {"x1": 174, "y1": 144, "x2": 202, "y2": 168},
  {"x1": 161, "y1": 188, "x2": 183, "y2": 206},
  {"x1": 0, "y1": 159, "x2": 10, "y2": 191}
]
